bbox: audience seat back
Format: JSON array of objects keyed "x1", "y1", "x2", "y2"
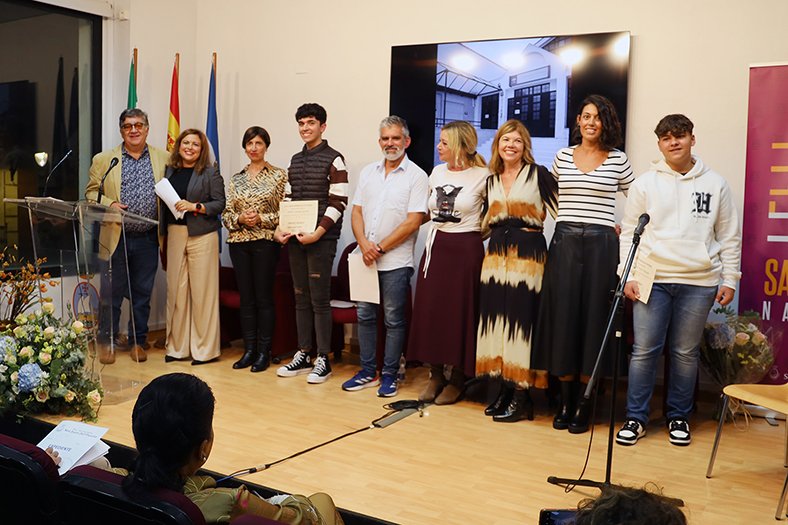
[{"x1": 0, "y1": 433, "x2": 60, "y2": 525}]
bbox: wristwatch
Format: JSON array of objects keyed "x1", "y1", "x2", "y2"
[
  {"x1": 195, "y1": 202, "x2": 203, "y2": 212},
  {"x1": 377, "y1": 243, "x2": 386, "y2": 254}
]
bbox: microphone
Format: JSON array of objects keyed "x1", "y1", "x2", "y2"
[
  {"x1": 97, "y1": 157, "x2": 119, "y2": 204},
  {"x1": 42, "y1": 149, "x2": 72, "y2": 197},
  {"x1": 633, "y1": 213, "x2": 650, "y2": 236}
]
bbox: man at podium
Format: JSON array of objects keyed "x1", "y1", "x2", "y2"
[{"x1": 85, "y1": 108, "x2": 169, "y2": 363}]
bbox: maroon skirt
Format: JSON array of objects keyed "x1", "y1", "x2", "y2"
[{"x1": 407, "y1": 230, "x2": 484, "y2": 377}]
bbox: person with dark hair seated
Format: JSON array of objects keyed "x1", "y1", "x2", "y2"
[
  {"x1": 121, "y1": 373, "x2": 344, "y2": 524},
  {"x1": 574, "y1": 485, "x2": 686, "y2": 525}
]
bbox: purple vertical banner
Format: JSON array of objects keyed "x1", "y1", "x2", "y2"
[{"x1": 740, "y1": 64, "x2": 788, "y2": 384}]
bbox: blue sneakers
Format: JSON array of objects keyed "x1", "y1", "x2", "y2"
[
  {"x1": 377, "y1": 374, "x2": 398, "y2": 398},
  {"x1": 341, "y1": 371, "x2": 379, "y2": 391}
]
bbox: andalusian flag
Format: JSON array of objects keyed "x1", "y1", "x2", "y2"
[
  {"x1": 127, "y1": 49, "x2": 137, "y2": 109},
  {"x1": 206, "y1": 53, "x2": 220, "y2": 168},
  {"x1": 166, "y1": 54, "x2": 180, "y2": 152}
]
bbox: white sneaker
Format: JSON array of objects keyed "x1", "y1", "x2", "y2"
[
  {"x1": 667, "y1": 418, "x2": 691, "y2": 446},
  {"x1": 307, "y1": 354, "x2": 332, "y2": 384},
  {"x1": 276, "y1": 350, "x2": 312, "y2": 377},
  {"x1": 616, "y1": 419, "x2": 646, "y2": 446}
]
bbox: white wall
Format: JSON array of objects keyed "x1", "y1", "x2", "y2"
[{"x1": 75, "y1": 0, "x2": 788, "y2": 328}]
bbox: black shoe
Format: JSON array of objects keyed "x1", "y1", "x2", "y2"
[
  {"x1": 233, "y1": 348, "x2": 257, "y2": 370},
  {"x1": 568, "y1": 395, "x2": 592, "y2": 434},
  {"x1": 191, "y1": 357, "x2": 219, "y2": 366},
  {"x1": 493, "y1": 388, "x2": 534, "y2": 423},
  {"x1": 484, "y1": 383, "x2": 514, "y2": 416},
  {"x1": 250, "y1": 350, "x2": 270, "y2": 372},
  {"x1": 553, "y1": 380, "x2": 575, "y2": 430}
]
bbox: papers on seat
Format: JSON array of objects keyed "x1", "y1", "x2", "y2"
[
  {"x1": 155, "y1": 178, "x2": 185, "y2": 220},
  {"x1": 330, "y1": 299, "x2": 356, "y2": 308},
  {"x1": 37, "y1": 420, "x2": 109, "y2": 475}
]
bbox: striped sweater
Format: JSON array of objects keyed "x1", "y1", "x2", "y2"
[
  {"x1": 552, "y1": 146, "x2": 634, "y2": 228},
  {"x1": 286, "y1": 140, "x2": 348, "y2": 240}
]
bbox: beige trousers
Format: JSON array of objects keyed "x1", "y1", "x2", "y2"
[{"x1": 165, "y1": 225, "x2": 220, "y2": 361}]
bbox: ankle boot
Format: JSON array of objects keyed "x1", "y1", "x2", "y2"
[
  {"x1": 251, "y1": 336, "x2": 271, "y2": 373},
  {"x1": 553, "y1": 380, "x2": 576, "y2": 430},
  {"x1": 419, "y1": 364, "x2": 446, "y2": 403},
  {"x1": 435, "y1": 367, "x2": 465, "y2": 405},
  {"x1": 493, "y1": 388, "x2": 534, "y2": 422},
  {"x1": 568, "y1": 385, "x2": 593, "y2": 434},
  {"x1": 233, "y1": 340, "x2": 258, "y2": 370},
  {"x1": 484, "y1": 382, "x2": 514, "y2": 416}
]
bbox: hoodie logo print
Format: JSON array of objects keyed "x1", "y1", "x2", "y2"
[{"x1": 692, "y1": 192, "x2": 712, "y2": 215}]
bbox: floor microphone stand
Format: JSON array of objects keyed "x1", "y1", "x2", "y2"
[{"x1": 546, "y1": 225, "x2": 683, "y2": 505}]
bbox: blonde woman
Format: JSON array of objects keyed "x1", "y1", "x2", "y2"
[
  {"x1": 476, "y1": 119, "x2": 557, "y2": 422},
  {"x1": 408, "y1": 121, "x2": 489, "y2": 405}
]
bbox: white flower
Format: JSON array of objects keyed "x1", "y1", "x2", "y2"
[
  {"x1": 43, "y1": 326, "x2": 56, "y2": 338},
  {"x1": 13, "y1": 326, "x2": 25, "y2": 338},
  {"x1": 64, "y1": 390, "x2": 76, "y2": 403},
  {"x1": 71, "y1": 321, "x2": 84, "y2": 334},
  {"x1": 39, "y1": 352, "x2": 52, "y2": 365},
  {"x1": 18, "y1": 346, "x2": 33, "y2": 360},
  {"x1": 42, "y1": 302, "x2": 55, "y2": 315},
  {"x1": 14, "y1": 314, "x2": 27, "y2": 325},
  {"x1": 34, "y1": 309, "x2": 42, "y2": 318},
  {"x1": 10, "y1": 371, "x2": 18, "y2": 383},
  {"x1": 87, "y1": 389, "x2": 102, "y2": 408}
]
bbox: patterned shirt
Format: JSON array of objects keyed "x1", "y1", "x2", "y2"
[
  {"x1": 223, "y1": 164, "x2": 287, "y2": 243},
  {"x1": 119, "y1": 145, "x2": 157, "y2": 232},
  {"x1": 552, "y1": 146, "x2": 634, "y2": 228}
]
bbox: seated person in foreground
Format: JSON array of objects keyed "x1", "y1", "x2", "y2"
[
  {"x1": 575, "y1": 484, "x2": 686, "y2": 525},
  {"x1": 119, "y1": 372, "x2": 344, "y2": 524}
]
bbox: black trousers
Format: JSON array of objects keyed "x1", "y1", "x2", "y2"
[{"x1": 228, "y1": 239, "x2": 280, "y2": 343}]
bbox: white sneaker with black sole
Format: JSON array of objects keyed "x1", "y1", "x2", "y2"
[
  {"x1": 667, "y1": 418, "x2": 691, "y2": 446},
  {"x1": 307, "y1": 354, "x2": 332, "y2": 384},
  {"x1": 276, "y1": 350, "x2": 312, "y2": 377},
  {"x1": 616, "y1": 418, "x2": 646, "y2": 446}
]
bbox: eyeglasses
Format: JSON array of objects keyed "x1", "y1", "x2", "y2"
[{"x1": 121, "y1": 122, "x2": 147, "y2": 132}]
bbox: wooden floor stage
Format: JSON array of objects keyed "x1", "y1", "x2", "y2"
[{"x1": 39, "y1": 342, "x2": 787, "y2": 524}]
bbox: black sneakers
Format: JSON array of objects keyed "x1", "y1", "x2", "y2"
[
  {"x1": 616, "y1": 419, "x2": 647, "y2": 445},
  {"x1": 667, "y1": 418, "x2": 691, "y2": 446},
  {"x1": 307, "y1": 354, "x2": 332, "y2": 384},
  {"x1": 276, "y1": 350, "x2": 312, "y2": 377}
]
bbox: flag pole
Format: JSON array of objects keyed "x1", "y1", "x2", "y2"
[{"x1": 132, "y1": 47, "x2": 138, "y2": 91}]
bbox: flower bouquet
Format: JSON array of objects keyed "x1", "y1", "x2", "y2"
[
  {"x1": 700, "y1": 307, "x2": 775, "y2": 420},
  {"x1": 0, "y1": 303, "x2": 103, "y2": 421}
]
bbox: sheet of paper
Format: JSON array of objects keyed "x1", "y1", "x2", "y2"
[
  {"x1": 632, "y1": 255, "x2": 656, "y2": 304},
  {"x1": 330, "y1": 299, "x2": 356, "y2": 309},
  {"x1": 279, "y1": 200, "x2": 318, "y2": 234},
  {"x1": 348, "y1": 252, "x2": 380, "y2": 304},
  {"x1": 154, "y1": 178, "x2": 185, "y2": 220},
  {"x1": 37, "y1": 420, "x2": 109, "y2": 475},
  {"x1": 74, "y1": 440, "x2": 110, "y2": 468}
]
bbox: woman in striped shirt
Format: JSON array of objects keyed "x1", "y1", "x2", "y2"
[{"x1": 533, "y1": 94, "x2": 634, "y2": 434}]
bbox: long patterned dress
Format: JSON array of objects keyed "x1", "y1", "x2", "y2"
[{"x1": 475, "y1": 163, "x2": 557, "y2": 389}]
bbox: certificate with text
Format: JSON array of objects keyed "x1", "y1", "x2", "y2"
[{"x1": 279, "y1": 200, "x2": 318, "y2": 234}]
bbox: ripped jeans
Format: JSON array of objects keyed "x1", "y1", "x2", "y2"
[{"x1": 288, "y1": 238, "x2": 337, "y2": 355}]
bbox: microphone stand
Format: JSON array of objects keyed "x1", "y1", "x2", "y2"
[
  {"x1": 42, "y1": 149, "x2": 72, "y2": 197},
  {"x1": 546, "y1": 223, "x2": 683, "y2": 506}
]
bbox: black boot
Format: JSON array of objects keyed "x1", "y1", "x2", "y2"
[
  {"x1": 493, "y1": 388, "x2": 534, "y2": 422},
  {"x1": 553, "y1": 380, "x2": 576, "y2": 430},
  {"x1": 232, "y1": 341, "x2": 257, "y2": 370},
  {"x1": 568, "y1": 385, "x2": 593, "y2": 434},
  {"x1": 250, "y1": 336, "x2": 271, "y2": 373},
  {"x1": 485, "y1": 382, "x2": 514, "y2": 416}
]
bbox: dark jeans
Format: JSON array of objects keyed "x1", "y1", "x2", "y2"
[
  {"x1": 288, "y1": 238, "x2": 337, "y2": 355},
  {"x1": 110, "y1": 229, "x2": 159, "y2": 346},
  {"x1": 357, "y1": 267, "x2": 413, "y2": 377},
  {"x1": 228, "y1": 239, "x2": 280, "y2": 344}
]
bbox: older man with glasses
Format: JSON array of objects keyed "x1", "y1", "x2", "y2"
[{"x1": 85, "y1": 108, "x2": 169, "y2": 363}]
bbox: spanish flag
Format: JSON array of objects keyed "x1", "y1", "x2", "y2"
[{"x1": 166, "y1": 54, "x2": 180, "y2": 152}]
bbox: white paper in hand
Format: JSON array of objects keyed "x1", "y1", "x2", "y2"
[
  {"x1": 155, "y1": 178, "x2": 185, "y2": 220},
  {"x1": 37, "y1": 420, "x2": 109, "y2": 474},
  {"x1": 348, "y1": 252, "x2": 380, "y2": 304}
]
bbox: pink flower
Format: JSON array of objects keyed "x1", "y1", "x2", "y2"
[
  {"x1": 735, "y1": 332, "x2": 750, "y2": 346},
  {"x1": 39, "y1": 352, "x2": 52, "y2": 365},
  {"x1": 64, "y1": 390, "x2": 76, "y2": 403},
  {"x1": 35, "y1": 389, "x2": 49, "y2": 403}
]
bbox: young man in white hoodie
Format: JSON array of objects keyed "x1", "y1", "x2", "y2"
[{"x1": 615, "y1": 114, "x2": 741, "y2": 447}]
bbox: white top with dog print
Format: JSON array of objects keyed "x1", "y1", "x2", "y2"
[{"x1": 427, "y1": 163, "x2": 489, "y2": 233}]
